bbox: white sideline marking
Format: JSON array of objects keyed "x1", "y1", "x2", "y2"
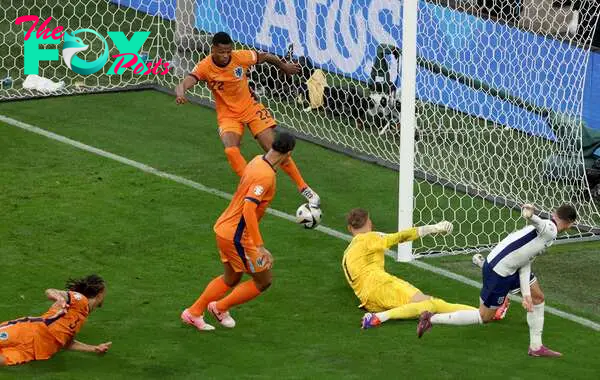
[{"x1": 2, "y1": 114, "x2": 599, "y2": 331}]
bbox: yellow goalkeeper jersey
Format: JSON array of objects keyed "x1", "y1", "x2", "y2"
[{"x1": 342, "y1": 228, "x2": 419, "y2": 307}]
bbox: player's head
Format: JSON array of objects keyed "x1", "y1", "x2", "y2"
[
  {"x1": 211, "y1": 32, "x2": 233, "y2": 67},
  {"x1": 552, "y1": 203, "x2": 577, "y2": 232},
  {"x1": 346, "y1": 208, "x2": 372, "y2": 235},
  {"x1": 269, "y1": 130, "x2": 296, "y2": 166},
  {"x1": 66, "y1": 274, "x2": 106, "y2": 310}
]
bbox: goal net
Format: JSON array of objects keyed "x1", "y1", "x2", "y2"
[
  {"x1": 158, "y1": 0, "x2": 600, "y2": 257},
  {"x1": 2, "y1": 0, "x2": 600, "y2": 256}
]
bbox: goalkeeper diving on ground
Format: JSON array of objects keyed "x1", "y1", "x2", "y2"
[{"x1": 341, "y1": 208, "x2": 477, "y2": 329}]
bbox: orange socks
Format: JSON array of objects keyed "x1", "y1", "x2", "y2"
[
  {"x1": 224, "y1": 146, "x2": 247, "y2": 177},
  {"x1": 188, "y1": 276, "x2": 231, "y2": 317},
  {"x1": 280, "y1": 157, "x2": 307, "y2": 191},
  {"x1": 216, "y1": 280, "x2": 261, "y2": 312}
]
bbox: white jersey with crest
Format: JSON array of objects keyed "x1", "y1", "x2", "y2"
[{"x1": 486, "y1": 218, "x2": 557, "y2": 277}]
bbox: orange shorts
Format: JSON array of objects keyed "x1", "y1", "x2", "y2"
[
  {"x1": 216, "y1": 235, "x2": 268, "y2": 274},
  {"x1": 0, "y1": 319, "x2": 61, "y2": 366},
  {"x1": 218, "y1": 102, "x2": 276, "y2": 138}
]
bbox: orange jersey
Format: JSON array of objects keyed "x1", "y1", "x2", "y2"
[
  {"x1": 0, "y1": 319, "x2": 60, "y2": 364},
  {"x1": 41, "y1": 291, "x2": 90, "y2": 346},
  {"x1": 190, "y1": 50, "x2": 258, "y2": 120},
  {"x1": 0, "y1": 291, "x2": 89, "y2": 365},
  {"x1": 214, "y1": 155, "x2": 276, "y2": 244}
]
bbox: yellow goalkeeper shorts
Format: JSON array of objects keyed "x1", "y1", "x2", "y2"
[{"x1": 362, "y1": 276, "x2": 421, "y2": 313}]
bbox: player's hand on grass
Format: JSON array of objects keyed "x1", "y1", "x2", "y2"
[
  {"x1": 522, "y1": 296, "x2": 533, "y2": 312},
  {"x1": 280, "y1": 62, "x2": 301, "y2": 76},
  {"x1": 258, "y1": 246, "x2": 274, "y2": 269},
  {"x1": 521, "y1": 204, "x2": 535, "y2": 219},
  {"x1": 94, "y1": 342, "x2": 112, "y2": 355}
]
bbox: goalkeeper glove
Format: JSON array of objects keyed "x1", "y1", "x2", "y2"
[{"x1": 418, "y1": 221, "x2": 453, "y2": 237}]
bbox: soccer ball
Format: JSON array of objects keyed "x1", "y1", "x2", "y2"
[{"x1": 296, "y1": 203, "x2": 322, "y2": 229}]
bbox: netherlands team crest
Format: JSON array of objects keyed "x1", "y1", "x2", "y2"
[
  {"x1": 253, "y1": 185, "x2": 264, "y2": 196},
  {"x1": 234, "y1": 66, "x2": 243, "y2": 78},
  {"x1": 0, "y1": 332, "x2": 8, "y2": 340}
]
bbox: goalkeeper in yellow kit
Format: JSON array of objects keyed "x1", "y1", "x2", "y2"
[{"x1": 342, "y1": 208, "x2": 477, "y2": 329}]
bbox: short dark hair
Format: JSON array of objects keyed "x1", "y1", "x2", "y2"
[
  {"x1": 346, "y1": 208, "x2": 369, "y2": 229},
  {"x1": 272, "y1": 131, "x2": 296, "y2": 154},
  {"x1": 212, "y1": 32, "x2": 232, "y2": 46},
  {"x1": 66, "y1": 274, "x2": 105, "y2": 298},
  {"x1": 555, "y1": 204, "x2": 577, "y2": 223}
]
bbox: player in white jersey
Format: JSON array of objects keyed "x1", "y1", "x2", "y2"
[{"x1": 416, "y1": 203, "x2": 577, "y2": 358}]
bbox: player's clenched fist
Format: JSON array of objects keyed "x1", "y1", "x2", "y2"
[
  {"x1": 175, "y1": 87, "x2": 187, "y2": 104},
  {"x1": 521, "y1": 204, "x2": 535, "y2": 219}
]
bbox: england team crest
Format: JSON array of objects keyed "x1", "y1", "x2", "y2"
[{"x1": 234, "y1": 66, "x2": 243, "y2": 78}]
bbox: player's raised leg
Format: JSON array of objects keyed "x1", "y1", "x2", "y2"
[
  {"x1": 210, "y1": 266, "x2": 271, "y2": 322},
  {"x1": 220, "y1": 127, "x2": 247, "y2": 177},
  {"x1": 255, "y1": 127, "x2": 320, "y2": 207}
]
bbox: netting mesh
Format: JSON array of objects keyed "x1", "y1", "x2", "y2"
[{"x1": 2, "y1": 1, "x2": 600, "y2": 255}]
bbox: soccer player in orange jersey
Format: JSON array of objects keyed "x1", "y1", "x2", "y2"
[
  {"x1": 181, "y1": 131, "x2": 296, "y2": 331},
  {"x1": 175, "y1": 32, "x2": 320, "y2": 208},
  {"x1": 0, "y1": 275, "x2": 110, "y2": 366}
]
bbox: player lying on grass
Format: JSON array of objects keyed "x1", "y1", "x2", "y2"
[
  {"x1": 175, "y1": 31, "x2": 320, "y2": 208},
  {"x1": 417, "y1": 204, "x2": 577, "y2": 358},
  {"x1": 181, "y1": 131, "x2": 296, "y2": 331},
  {"x1": 342, "y1": 208, "x2": 478, "y2": 329},
  {"x1": 0, "y1": 275, "x2": 110, "y2": 366}
]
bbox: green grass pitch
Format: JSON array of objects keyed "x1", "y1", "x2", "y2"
[{"x1": 1, "y1": 90, "x2": 599, "y2": 379}]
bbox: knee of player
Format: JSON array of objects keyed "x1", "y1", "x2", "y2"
[
  {"x1": 224, "y1": 277, "x2": 242, "y2": 287},
  {"x1": 532, "y1": 292, "x2": 545, "y2": 305},
  {"x1": 0, "y1": 355, "x2": 6, "y2": 366},
  {"x1": 254, "y1": 277, "x2": 272, "y2": 292},
  {"x1": 480, "y1": 315, "x2": 493, "y2": 324},
  {"x1": 479, "y1": 309, "x2": 495, "y2": 323}
]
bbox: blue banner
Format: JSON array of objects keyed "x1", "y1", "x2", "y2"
[{"x1": 111, "y1": 0, "x2": 600, "y2": 134}]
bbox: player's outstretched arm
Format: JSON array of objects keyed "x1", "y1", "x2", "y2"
[
  {"x1": 521, "y1": 204, "x2": 556, "y2": 239},
  {"x1": 380, "y1": 221, "x2": 452, "y2": 249},
  {"x1": 417, "y1": 221, "x2": 453, "y2": 237},
  {"x1": 521, "y1": 204, "x2": 545, "y2": 229},
  {"x1": 378, "y1": 222, "x2": 453, "y2": 249},
  {"x1": 66, "y1": 340, "x2": 112, "y2": 355},
  {"x1": 175, "y1": 75, "x2": 199, "y2": 104},
  {"x1": 257, "y1": 52, "x2": 301, "y2": 76}
]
